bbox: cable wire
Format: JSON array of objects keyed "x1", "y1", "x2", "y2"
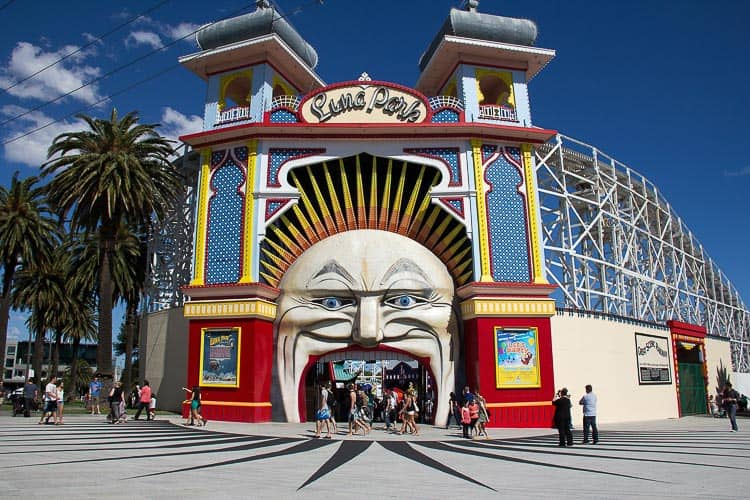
[
  {"x1": 1, "y1": 0, "x2": 328, "y2": 146},
  {"x1": 1, "y1": 0, "x2": 172, "y2": 96}
]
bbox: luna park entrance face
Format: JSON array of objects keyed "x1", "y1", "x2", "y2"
[{"x1": 303, "y1": 349, "x2": 437, "y2": 425}]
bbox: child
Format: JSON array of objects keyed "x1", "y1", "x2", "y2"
[
  {"x1": 461, "y1": 400, "x2": 471, "y2": 439},
  {"x1": 149, "y1": 393, "x2": 157, "y2": 420}
]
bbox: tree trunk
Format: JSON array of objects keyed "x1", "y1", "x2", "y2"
[
  {"x1": 0, "y1": 258, "x2": 16, "y2": 380},
  {"x1": 97, "y1": 237, "x2": 114, "y2": 379},
  {"x1": 123, "y1": 299, "x2": 138, "y2": 395},
  {"x1": 69, "y1": 335, "x2": 81, "y2": 402},
  {"x1": 32, "y1": 327, "x2": 45, "y2": 385},
  {"x1": 51, "y1": 330, "x2": 62, "y2": 379}
]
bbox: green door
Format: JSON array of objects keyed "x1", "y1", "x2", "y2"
[{"x1": 678, "y1": 362, "x2": 707, "y2": 415}]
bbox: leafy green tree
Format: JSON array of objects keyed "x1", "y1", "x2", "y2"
[
  {"x1": 0, "y1": 173, "x2": 58, "y2": 379},
  {"x1": 42, "y1": 109, "x2": 181, "y2": 378}
]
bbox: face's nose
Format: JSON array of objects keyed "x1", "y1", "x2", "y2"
[{"x1": 352, "y1": 295, "x2": 382, "y2": 347}]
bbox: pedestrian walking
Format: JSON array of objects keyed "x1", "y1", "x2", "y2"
[
  {"x1": 552, "y1": 387, "x2": 573, "y2": 447},
  {"x1": 55, "y1": 380, "x2": 65, "y2": 425},
  {"x1": 38, "y1": 376, "x2": 58, "y2": 425},
  {"x1": 23, "y1": 378, "x2": 38, "y2": 417},
  {"x1": 134, "y1": 380, "x2": 152, "y2": 420},
  {"x1": 460, "y1": 400, "x2": 471, "y2": 438},
  {"x1": 183, "y1": 386, "x2": 208, "y2": 426},
  {"x1": 722, "y1": 382, "x2": 740, "y2": 432},
  {"x1": 87, "y1": 376, "x2": 102, "y2": 415},
  {"x1": 108, "y1": 381, "x2": 125, "y2": 424},
  {"x1": 314, "y1": 383, "x2": 332, "y2": 439},
  {"x1": 447, "y1": 391, "x2": 461, "y2": 429},
  {"x1": 475, "y1": 391, "x2": 490, "y2": 439},
  {"x1": 579, "y1": 384, "x2": 598, "y2": 443}
]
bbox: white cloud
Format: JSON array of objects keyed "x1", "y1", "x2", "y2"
[
  {"x1": 7, "y1": 325, "x2": 22, "y2": 340},
  {"x1": 724, "y1": 166, "x2": 750, "y2": 177},
  {"x1": 0, "y1": 105, "x2": 85, "y2": 168},
  {"x1": 166, "y1": 22, "x2": 201, "y2": 42},
  {"x1": 0, "y1": 42, "x2": 102, "y2": 105},
  {"x1": 125, "y1": 30, "x2": 163, "y2": 50},
  {"x1": 159, "y1": 107, "x2": 203, "y2": 146}
]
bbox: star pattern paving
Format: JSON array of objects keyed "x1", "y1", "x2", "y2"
[{"x1": 2, "y1": 419, "x2": 748, "y2": 495}]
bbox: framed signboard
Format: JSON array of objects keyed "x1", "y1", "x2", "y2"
[
  {"x1": 635, "y1": 333, "x2": 672, "y2": 385},
  {"x1": 495, "y1": 327, "x2": 540, "y2": 389},
  {"x1": 199, "y1": 328, "x2": 240, "y2": 387}
]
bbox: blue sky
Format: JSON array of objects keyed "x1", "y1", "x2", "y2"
[{"x1": 1, "y1": 0, "x2": 748, "y2": 343}]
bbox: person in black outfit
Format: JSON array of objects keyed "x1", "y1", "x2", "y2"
[{"x1": 552, "y1": 388, "x2": 573, "y2": 447}]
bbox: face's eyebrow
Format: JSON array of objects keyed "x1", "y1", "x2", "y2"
[
  {"x1": 380, "y1": 258, "x2": 434, "y2": 288},
  {"x1": 309, "y1": 259, "x2": 355, "y2": 286}
]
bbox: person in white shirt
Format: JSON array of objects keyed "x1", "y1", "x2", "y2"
[
  {"x1": 579, "y1": 384, "x2": 598, "y2": 444},
  {"x1": 38, "y1": 376, "x2": 58, "y2": 425},
  {"x1": 55, "y1": 380, "x2": 65, "y2": 425}
]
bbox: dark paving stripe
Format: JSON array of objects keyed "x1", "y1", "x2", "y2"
[
  {"x1": 414, "y1": 441, "x2": 666, "y2": 484},
  {"x1": 378, "y1": 441, "x2": 495, "y2": 491},
  {"x1": 298, "y1": 440, "x2": 370, "y2": 489},
  {"x1": 5, "y1": 437, "x2": 301, "y2": 468},
  {"x1": 126, "y1": 438, "x2": 337, "y2": 479},
  {"x1": 447, "y1": 439, "x2": 750, "y2": 471}
]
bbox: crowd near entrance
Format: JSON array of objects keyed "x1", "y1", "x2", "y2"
[{"x1": 303, "y1": 352, "x2": 436, "y2": 426}]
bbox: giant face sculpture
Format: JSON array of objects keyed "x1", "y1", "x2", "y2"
[{"x1": 276, "y1": 229, "x2": 457, "y2": 424}]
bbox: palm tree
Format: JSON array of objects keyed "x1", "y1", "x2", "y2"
[
  {"x1": 68, "y1": 224, "x2": 144, "y2": 393},
  {"x1": 62, "y1": 295, "x2": 97, "y2": 401},
  {"x1": 12, "y1": 254, "x2": 71, "y2": 382},
  {"x1": 42, "y1": 109, "x2": 181, "y2": 378},
  {"x1": 0, "y1": 173, "x2": 58, "y2": 377}
]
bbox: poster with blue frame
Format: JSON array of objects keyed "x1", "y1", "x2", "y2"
[
  {"x1": 495, "y1": 327, "x2": 540, "y2": 388},
  {"x1": 200, "y1": 328, "x2": 240, "y2": 387}
]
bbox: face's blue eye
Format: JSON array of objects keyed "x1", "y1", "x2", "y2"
[
  {"x1": 312, "y1": 297, "x2": 354, "y2": 310},
  {"x1": 384, "y1": 294, "x2": 425, "y2": 309}
]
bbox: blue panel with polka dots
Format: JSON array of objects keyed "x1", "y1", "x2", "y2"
[
  {"x1": 404, "y1": 147, "x2": 461, "y2": 186},
  {"x1": 270, "y1": 109, "x2": 299, "y2": 123},
  {"x1": 431, "y1": 109, "x2": 460, "y2": 123},
  {"x1": 485, "y1": 147, "x2": 530, "y2": 282},
  {"x1": 267, "y1": 148, "x2": 325, "y2": 187},
  {"x1": 206, "y1": 160, "x2": 244, "y2": 284}
]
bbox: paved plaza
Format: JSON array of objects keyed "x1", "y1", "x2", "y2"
[{"x1": 0, "y1": 413, "x2": 747, "y2": 499}]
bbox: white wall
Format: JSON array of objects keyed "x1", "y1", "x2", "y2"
[
  {"x1": 732, "y1": 372, "x2": 750, "y2": 398},
  {"x1": 551, "y1": 313, "x2": 679, "y2": 424},
  {"x1": 704, "y1": 336, "x2": 732, "y2": 396}
]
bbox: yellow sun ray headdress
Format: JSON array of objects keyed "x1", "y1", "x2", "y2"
[{"x1": 260, "y1": 153, "x2": 473, "y2": 287}]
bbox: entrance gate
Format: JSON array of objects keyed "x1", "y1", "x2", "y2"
[
  {"x1": 678, "y1": 362, "x2": 707, "y2": 415},
  {"x1": 302, "y1": 350, "x2": 436, "y2": 424}
]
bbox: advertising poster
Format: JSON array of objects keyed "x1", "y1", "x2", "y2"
[
  {"x1": 635, "y1": 333, "x2": 672, "y2": 385},
  {"x1": 495, "y1": 327, "x2": 540, "y2": 388},
  {"x1": 200, "y1": 328, "x2": 240, "y2": 387}
]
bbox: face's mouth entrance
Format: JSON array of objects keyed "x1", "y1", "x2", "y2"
[{"x1": 294, "y1": 346, "x2": 446, "y2": 425}]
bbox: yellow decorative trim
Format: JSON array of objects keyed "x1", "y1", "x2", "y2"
[
  {"x1": 471, "y1": 139, "x2": 493, "y2": 282},
  {"x1": 191, "y1": 400, "x2": 272, "y2": 407},
  {"x1": 190, "y1": 149, "x2": 212, "y2": 286},
  {"x1": 460, "y1": 297, "x2": 556, "y2": 318},
  {"x1": 239, "y1": 140, "x2": 258, "y2": 283},
  {"x1": 475, "y1": 69, "x2": 516, "y2": 108},
  {"x1": 522, "y1": 144, "x2": 547, "y2": 284},
  {"x1": 218, "y1": 69, "x2": 252, "y2": 111},
  {"x1": 184, "y1": 299, "x2": 277, "y2": 319},
  {"x1": 271, "y1": 74, "x2": 294, "y2": 97},
  {"x1": 485, "y1": 401, "x2": 551, "y2": 408}
]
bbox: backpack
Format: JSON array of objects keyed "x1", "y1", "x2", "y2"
[{"x1": 326, "y1": 389, "x2": 337, "y2": 407}]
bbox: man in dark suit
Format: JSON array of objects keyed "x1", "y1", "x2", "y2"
[{"x1": 552, "y1": 387, "x2": 573, "y2": 447}]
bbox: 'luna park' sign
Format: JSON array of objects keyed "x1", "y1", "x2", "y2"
[{"x1": 299, "y1": 83, "x2": 429, "y2": 124}]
